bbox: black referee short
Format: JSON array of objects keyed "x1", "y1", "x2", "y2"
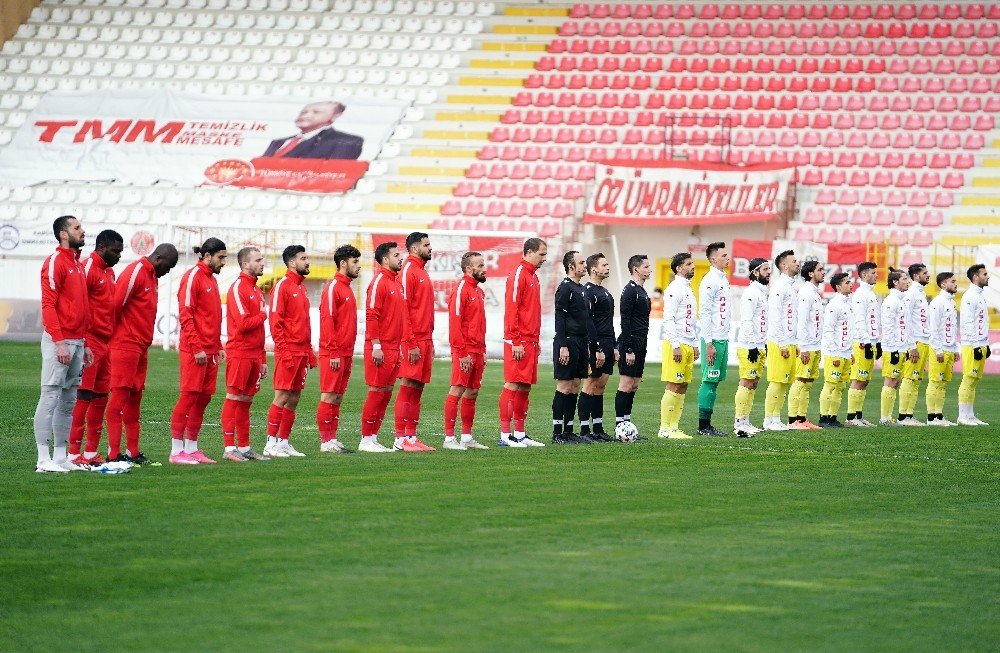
[
  {"x1": 618, "y1": 346, "x2": 647, "y2": 378},
  {"x1": 588, "y1": 343, "x2": 616, "y2": 378},
  {"x1": 553, "y1": 335, "x2": 589, "y2": 380}
]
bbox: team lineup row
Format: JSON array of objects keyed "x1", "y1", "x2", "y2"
[{"x1": 33, "y1": 215, "x2": 992, "y2": 472}]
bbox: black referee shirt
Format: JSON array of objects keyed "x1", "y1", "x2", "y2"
[{"x1": 618, "y1": 279, "x2": 651, "y2": 353}]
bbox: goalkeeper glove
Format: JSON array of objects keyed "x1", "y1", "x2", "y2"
[
  {"x1": 863, "y1": 343, "x2": 873, "y2": 359},
  {"x1": 974, "y1": 347, "x2": 984, "y2": 361},
  {"x1": 748, "y1": 348, "x2": 760, "y2": 363},
  {"x1": 890, "y1": 351, "x2": 900, "y2": 365},
  {"x1": 875, "y1": 343, "x2": 883, "y2": 359}
]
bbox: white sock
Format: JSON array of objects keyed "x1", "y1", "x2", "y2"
[
  {"x1": 238, "y1": 445, "x2": 251, "y2": 453},
  {"x1": 444, "y1": 435, "x2": 456, "y2": 442},
  {"x1": 83, "y1": 451, "x2": 96, "y2": 460},
  {"x1": 460, "y1": 433, "x2": 473, "y2": 442},
  {"x1": 225, "y1": 445, "x2": 237, "y2": 452},
  {"x1": 53, "y1": 445, "x2": 67, "y2": 462},
  {"x1": 406, "y1": 435, "x2": 416, "y2": 444},
  {"x1": 184, "y1": 439, "x2": 198, "y2": 453},
  {"x1": 513, "y1": 430, "x2": 526, "y2": 440},
  {"x1": 267, "y1": 435, "x2": 277, "y2": 446},
  {"x1": 394, "y1": 437, "x2": 405, "y2": 447},
  {"x1": 37, "y1": 444, "x2": 51, "y2": 464},
  {"x1": 171, "y1": 438, "x2": 184, "y2": 455},
  {"x1": 362, "y1": 435, "x2": 374, "y2": 443},
  {"x1": 500, "y1": 432, "x2": 512, "y2": 441}
]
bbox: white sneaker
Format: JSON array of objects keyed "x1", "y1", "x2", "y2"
[
  {"x1": 263, "y1": 442, "x2": 290, "y2": 458},
  {"x1": 657, "y1": 427, "x2": 672, "y2": 439},
  {"x1": 358, "y1": 438, "x2": 393, "y2": 453},
  {"x1": 320, "y1": 439, "x2": 348, "y2": 453},
  {"x1": 898, "y1": 417, "x2": 926, "y2": 427},
  {"x1": 277, "y1": 441, "x2": 306, "y2": 457},
  {"x1": 498, "y1": 435, "x2": 527, "y2": 448},
  {"x1": 879, "y1": 418, "x2": 897, "y2": 426},
  {"x1": 36, "y1": 460, "x2": 70, "y2": 473},
  {"x1": 744, "y1": 422, "x2": 762, "y2": 434},
  {"x1": 957, "y1": 417, "x2": 981, "y2": 426},
  {"x1": 54, "y1": 458, "x2": 85, "y2": 471},
  {"x1": 443, "y1": 439, "x2": 467, "y2": 450},
  {"x1": 973, "y1": 417, "x2": 989, "y2": 426},
  {"x1": 520, "y1": 436, "x2": 545, "y2": 447},
  {"x1": 927, "y1": 418, "x2": 954, "y2": 427},
  {"x1": 462, "y1": 438, "x2": 489, "y2": 450},
  {"x1": 858, "y1": 418, "x2": 876, "y2": 427},
  {"x1": 763, "y1": 418, "x2": 789, "y2": 431}
]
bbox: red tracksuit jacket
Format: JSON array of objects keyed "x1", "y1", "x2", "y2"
[
  {"x1": 504, "y1": 259, "x2": 541, "y2": 345},
  {"x1": 449, "y1": 274, "x2": 486, "y2": 356},
  {"x1": 365, "y1": 265, "x2": 406, "y2": 346},
  {"x1": 226, "y1": 272, "x2": 267, "y2": 361},
  {"x1": 82, "y1": 251, "x2": 115, "y2": 344},
  {"x1": 400, "y1": 255, "x2": 434, "y2": 345},
  {"x1": 269, "y1": 270, "x2": 312, "y2": 356},
  {"x1": 320, "y1": 272, "x2": 358, "y2": 357},
  {"x1": 177, "y1": 261, "x2": 222, "y2": 355},
  {"x1": 41, "y1": 246, "x2": 90, "y2": 342},
  {"x1": 110, "y1": 258, "x2": 158, "y2": 353}
]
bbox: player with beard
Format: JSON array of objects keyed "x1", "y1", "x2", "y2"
[
  {"x1": 657, "y1": 252, "x2": 699, "y2": 440},
  {"x1": 817, "y1": 272, "x2": 853, "y2": 427},
  {"x1": 958, "y1": 264, "x2": 992, "y2": 425},
  {"x1": 443, "y1": 251, "x2": 490, "y2": 450},
  {"x1": 696, "y1": 242, "x2": 731, "y2": 436},
  {"x1": 395, "y1": 232, "x2": 436, "y2": 451},
  {"x1": 615, "y1": 254, "x2": 652, "y2": 432},
  {"x1": 169, "y1": 238, "x2": 227, "y2": 465},
  {"x1": 264, "y1": 245, "x2": 314, "y2": 458},
  {"x1": 847, "y1": 261, "x2": 880, "y2": 427},
  {"x1": 926, "y1": 272, "x2": 959, "y2": 426},
  {"x1": 763, "y1": 249, "x2": 800, "y2": 431},
  {"x1": 878, "y1": 269, "x2": 916, "y2": 425},
  {"x1": 788, "y1": 260, "x2": 825, "y2": 429},
  {"x1": 317, "y1": 244, "x2": 361, "y2": 454},
  {"x1": 220, "y1": 247, "x2": 270, "y2": 462},
  {"x1": 578, "y1": 253, "x2": 616, "y2": 442},
  {"x1": 897, "y1": 264, "x2": 931, "y2": 425},
  {"x1": 68, "y1": 229, "x2": 123, "y2": 466},
  {"x1": 733, "y1": 258, "x2": 770, "y2": 437}
]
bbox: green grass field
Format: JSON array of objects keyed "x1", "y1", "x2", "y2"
[{"x1": 1, "y1": 340, "x2": 998, "y2": 652}]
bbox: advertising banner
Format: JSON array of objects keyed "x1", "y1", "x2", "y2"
[{"x1": 730, "y1": 239, "x2": 875, "y2": 288}]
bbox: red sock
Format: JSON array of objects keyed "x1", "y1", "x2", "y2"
[
  {"x1": 394, "y1": 385, "x2": 412, "y2": 436},
  {"x1": 278, "y1": 408, "x2": 296, "y2": 440},
  {"x1": 329, "y1": 403, "x2": 340, "y2": 439},
  {"x1": 499, "y1": 387, "x2": 514, "y2": 433},
  {"x1": 460, "y1": 397, "x2": 477, "y2": 435},
  {"x1": 124, "y1": 389, "x2": 143, "y2": 457},
  {"x1": 85, "y1": 395, "x2": 108, "y2": 455},
  {"x1": 374, "y1": 389, "x2": 393, "y2": 435},
  {"x1": 361, "y1": 390, "x2": 381, "y2": 436},
  {"x1": 185, "y1": 392, "x2": 212, "y2": 442},
  {"x1": 317, "y1": 401, "x2": 335, "y2": 442},
  {"x1": 171, "y1": 391, "x2": 198, "y2": 439},
  {"x1": 69, "y1": 397, "x2": 91, "y2": 455},
  {"x1": 106, "y1": 388, "x2": 128, "y2": 458},
  {"x1": 267, "y1": 404, "x2": 284, "y2": 437},
  {"x1": 221, "y1": 398, "x2": 238, "y2": 448},
  {"x1": 405, "y1": 386, "x2": 424, "y2": 436},
  {"x1": 444, "y1": 394, "x2": 460, "y2": 436},
  {"x1": 235, "y1": 400, "x2": 252, "y2": 448},
  {"x1": 513, "y1": 390, "x2": 530, "y2": 433}
]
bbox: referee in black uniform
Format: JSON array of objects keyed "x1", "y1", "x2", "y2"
[
  {"x1": 552, "y1": 250, "x2": 600, "y2": 444},
  {"x1": 579, "y1": 253, "x2": 617, "y2": 442},
  {"x1": 615, "y1": 254, "x2": 653, "y2": 434}
]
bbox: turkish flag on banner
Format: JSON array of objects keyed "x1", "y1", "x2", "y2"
[{"x1": 730, "y1": 239, "x2": 878, "y2": 288}]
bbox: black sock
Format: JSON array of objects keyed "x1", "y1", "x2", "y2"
[
  {"x1": 614, "y1": 390, "x2": 628, "y2": 423},
  {"x1": 552, "y1": 391, "x2": 567, "y2": 435},
  {"x1": 592, "y1": 393, "x2": 605, "y2": 432},
  {"x1": 563, "y1": 392, "x2": 578, "y2": 434},
  {"x1": 698, "y1": 416, "x2": 710, "y2": 430},
  {"x1": 578, "y1": 392, "x2": 592, "y2": 435}
]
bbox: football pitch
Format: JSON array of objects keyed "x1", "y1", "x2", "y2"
[{"x1": 1, "y1": 341, "x2": 997, "y2": 652}]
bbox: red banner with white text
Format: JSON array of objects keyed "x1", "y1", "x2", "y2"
[{"x1": 584, "y1": 160, "x2": 795, "y2": 225}]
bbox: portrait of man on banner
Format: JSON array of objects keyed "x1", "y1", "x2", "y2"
[{"x1": 262, "y1": 101, "x2": 364, "y2": 161}]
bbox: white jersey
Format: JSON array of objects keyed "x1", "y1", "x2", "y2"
[
  {"x1": 660, "y1": 276, "x2": 699, "y2": 347},
  {"x1": 928, "y1": 291, "x2": 959, "y2": 353},
  {"x1": 698, "y1": 266, "x2": 731, "y2": 341},
  {"x1": 851, "y1": 280, "x2": 880, "y2": 344},
  {"x1": 880, "y1": 288, "x2": 908, "y2": 353},
  {"x1": 960, "y1": 284, "x2": 990, "y2": 347},
  {"x1": 735, "y1": 281, "x2": 768, "y2": 349},
  {"x1": 903, "y1": 282, "x2": 930, "y2": 346},
  {"x1": 796, "y1": 282, "x2": 823, "y2": 352},
  {"x1": 766, "y1": 272, "x2": 797, "y2": 346},
  {"x1": 822, "y1": 292, "x2": 852, "y2": 358}
]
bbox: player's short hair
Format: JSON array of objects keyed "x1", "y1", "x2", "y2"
[
  {"x1": 705, "y1": 241, "x2": 726, "y2": 259},
  {"x1": 800, "y1": 260, "x2": 821, "y2": 280},
  {"x1": 585, "y1": 252, "x2": 606, "y2": 273},
  {"x1": 887, "y1": 269, "x2": 904, "y2": 288},
  {"x1": 405, "y1": 231, "x2": 429, "y2": 251},
  {"x1": 460, "y1": 250, "x2": 483, "y2": 272},
  {"x1": 236, "y1": 247, "x2": 260, "y2": 266},
  {"x1": 193, "y1": 237, "x2": 226, "y2": 257},
  {"x1": 52, "y1": 215, "x2": 76, "y2": 241},
  {"x1": 95, "y1": 229, "x2": 123, "y2": 248},
  {"x1": 334, "y1": 243, "x2": 361, "y2": 268},
  {"x1": 967, "y1": 263, "x2": 986, "y2": 281},
  {"x1": 670, "y1": 252, "x2": 692, "y2": 273},
  {"x1": 374, "y1": 241, "x2": 397, "y2": 265},
  {"x1": 562, "y1": 250, "x2": 580, "y2": 273},
  {"x1": 830, "y1": 272, "x2": 850, "y2": 290},
  {"x1": 907, "y1": 263, "x2": 927, "y2": 279},
  {"x1": 282, "y1": 244, "x2": 306, "y2": 265},
  {"x1": 936, "y1": 271, "x2": 954, "y2": 287},
  {"x1": 858, "y1": 261, "x2": 877, "y2": 275},
  {"x1": 523, "y1": 237, "x2": 545, "y2": 255},
  {"x1": 774, "y1": 249, "x2": 794, "y2": 269},
  {"x1": 627, "y1": 254, "x2": 648, "y2": 273}
]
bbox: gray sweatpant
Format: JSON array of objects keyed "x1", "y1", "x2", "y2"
[{"x1": 33, "y1": 334, "x2": 84, "y2": 449}]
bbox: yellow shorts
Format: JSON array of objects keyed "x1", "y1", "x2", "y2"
[
  {"x1": 661, "y1": 341, "x2": 695, "y2": 384},
  {"x1": 961, "y1": 346, "x2": 985, "y2": 379},
  {"x1": 850, "y1": 343, "x2": 876, "y2": 381},
  {"x1": 737, "y1": 347, "x2": 765, "y2": 381},
  {"x1": 823, "y1": 355, "x2": 852, "y2": 384},
  {"x1": 901, "y1": 341, "x2": 929, "y2": 382},
  {"x1": 882, "y1": 352, "x2": 905, "y2": 380},
  {"x1": 928, "y1": 350, "x2": 956, "y2": 382},
  {"x1": 766, "y1": 341, "x2": 797, "y2": 383},
  {"x1": 794, "y1": 350, "x2": 821, "y2": 380}
]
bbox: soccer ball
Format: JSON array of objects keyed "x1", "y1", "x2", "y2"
[{"x1": 614, "y1": 420, "x2": 639, "y2": 442}]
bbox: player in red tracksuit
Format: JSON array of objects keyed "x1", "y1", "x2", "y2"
[
  {"x1": 264, "y1": 245, "x2": 315, "y2": 458},
  {"x1": 395, "y1": 231, "x2": 436, "y2": 451},
  {"x1": 220, "y1": 246, "x2": 270, "y2": 462},
  {"x1": 105, "y1": 243, "x2": 179, "y2": 464},
  {"x1": 68, "y1": 229, "x2": 124, "y2": 466},
  {"x1": 499, "y1": 237, "x2": 548, "y2": 447},
  {"x1": 168, "y1": 238, "x2": 227, "y2": 465},
  {"x1": 442, "y1": 251, "x2": 490, "y2": 451},
  {"x1": 34, "y1": 215, "x2": 92, "y2": 473},
  {"x1": 317, "y1": 244, "x2": 362, "y2": 454},
  {"x1": 358, "y1": 241, "x2": 408, "y2": 453}
]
